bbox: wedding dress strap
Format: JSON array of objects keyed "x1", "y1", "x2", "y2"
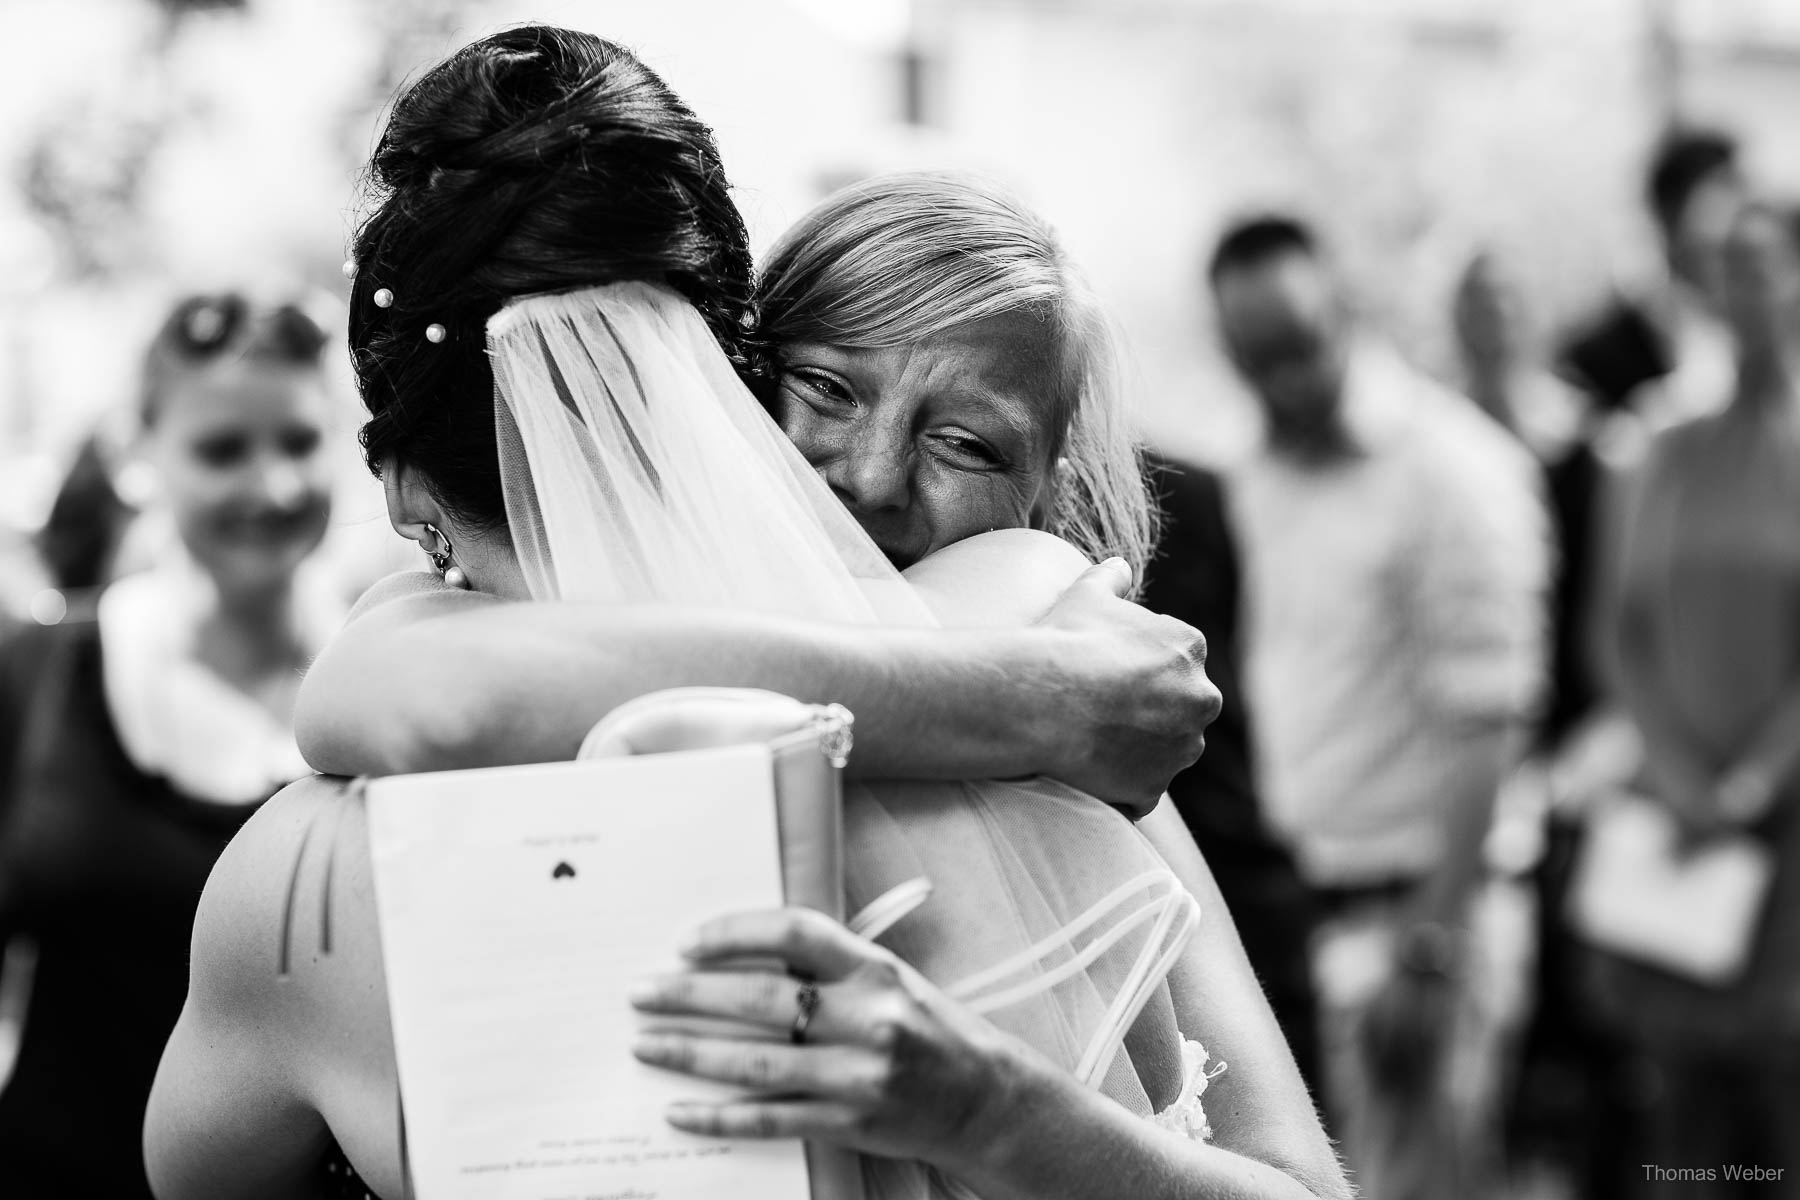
[
  {"x1": 848, "y1": 877, "x2": 936, "y2": 943},
  {"x1": 923, "y1": 867, "x2": 1200, "y2": 1089},
  {"x1": 956, "y1": 894, "x2": 1174, "y2": 1013},
  {"x1": 947, "y1": 869, "x2": 1185, "y2": 998},
  {"x1": 1076, "y1": 885, "x2": 1200, "y2": 1085}
]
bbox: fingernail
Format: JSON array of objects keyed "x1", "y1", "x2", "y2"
[
  {"x1": 627, "y1": 979, "x2": 658, "y2": 1007},
  {"x1": 631, "y1": 1034, "x2": 664, "y2": 1060},
  {"x1": 676, "y1": 926, "x2": 704, "y2": 957}
]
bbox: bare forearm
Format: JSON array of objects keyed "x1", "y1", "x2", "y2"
[
  {"x1": 961, "y1": 1060, "x2": 1344, "y2": 1200},
  {"x1": 1413, "y1": 719, "x2": 1517, "y2": 926},
  {"x1": 297, "y1": 597, "x2": 1060, "y2": 781}
]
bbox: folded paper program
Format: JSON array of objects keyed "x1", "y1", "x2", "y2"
[{"x1": 367, "y1": 743, "x2": 807, "y2": 1200}]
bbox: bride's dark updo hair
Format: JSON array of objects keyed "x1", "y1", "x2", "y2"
[{"x1": 349, "y1": 25, "x2": 756, "y2": 529}]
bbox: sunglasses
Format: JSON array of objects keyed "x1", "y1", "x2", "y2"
[{"x1": 164, "y1": 293, "x2": 331, "y2": 365}]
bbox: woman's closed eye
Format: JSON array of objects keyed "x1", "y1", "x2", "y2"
[
  {"x1": 930, "y1": 429, "x2": 1006, "y2": 469},
  {"x1": 783, "y1": 368, "x2": 855, "y2": 411}
]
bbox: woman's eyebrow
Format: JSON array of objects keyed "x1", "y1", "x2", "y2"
[
  {"x1": 941, "y1": 381, "x2": 1042, "y2": 445},
  {"x1": 778, "y1": 341, "x2": 863, "y2": 367}
]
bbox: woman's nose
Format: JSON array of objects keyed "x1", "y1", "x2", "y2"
[
  {"x1": 253, "y1": 457, "x2": 312, "y2": 510},
  {"x1": 825, "y1": 440, "x2": 911, "y2": 513}
]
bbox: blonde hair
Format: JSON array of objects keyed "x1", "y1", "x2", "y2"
[{"x1": 756, "y1": 171, "x2": 1156, "y2": 584}]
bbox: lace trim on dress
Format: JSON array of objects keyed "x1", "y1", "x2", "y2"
[{"x1": 1151, "y1": 1039, "x2": 1226, "y2": 1143}]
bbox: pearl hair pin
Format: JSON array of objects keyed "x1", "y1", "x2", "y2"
[
  {"x1": 363, "y1": 279, "x2": 445, "y2": 343},
  {"x1": 341, "y1": 259, "x2": 356, "y2": 279}
]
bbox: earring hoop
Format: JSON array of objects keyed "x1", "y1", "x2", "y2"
[
  {"x1": 422, "y1": 523, "x2": 470, "y2": 589},
  {"x1": 422, "y1": 523, "x2": 452, "y2": 572}
]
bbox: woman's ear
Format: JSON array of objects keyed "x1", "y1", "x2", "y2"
[{"x1": 381, "y1": 458, "x2": 447, "y2": 550}]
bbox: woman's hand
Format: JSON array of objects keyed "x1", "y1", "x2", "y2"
[
  {"x1": 1033, "y1": 559, "x2": 1221, "y2": 815},
  {"x1": 629, "y1": 907, "x2": 1029, "y2": 1174}
]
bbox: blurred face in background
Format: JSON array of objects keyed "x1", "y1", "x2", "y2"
[
  {"x1": 772, "y1": 312, "x2": 1059, "y2": 569},
  {"x1": 1453, "y1": 252, "x2": 1531, "y2": 381},
  {"x1": 145, "y1": 358, "x2": 333, "y2": 599},
  {"x1": 1669, "y1": 170, "x2": 1748, "y2": 310},
  {"x1": 1214, "y1": 250, "x2": 1350, "y2": 454},
  {"x1": 1719, "y1": 205, "x2": 1800, "y2": 360}
]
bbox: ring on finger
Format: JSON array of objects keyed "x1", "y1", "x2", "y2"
[{"x1": 790, "y1": 981, "x2": 821, "y2": 1046}]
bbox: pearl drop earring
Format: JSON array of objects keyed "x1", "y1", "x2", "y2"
[{"x1": 422, "y1": 523, "x2": 471, "y2": 590}]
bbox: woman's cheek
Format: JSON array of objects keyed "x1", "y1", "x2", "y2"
[
  {"x1": 917, "y1": 466, "x2": 1037, "y2": 544},
  {"x1": 770, "y1": 391, "x2": 834, "y2": 466}
]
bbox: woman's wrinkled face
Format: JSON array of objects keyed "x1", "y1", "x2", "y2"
[
  {"x1": 772, "y1": 313, "x2": 1060, "y2": 569},
  {"x1": 148, "y1": 361, "x2": 333, "y2": 596}
]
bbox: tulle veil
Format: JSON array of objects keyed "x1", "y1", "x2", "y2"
[{"x1": 488, "y1": 282, "x2": 1201, "y2": 1198}]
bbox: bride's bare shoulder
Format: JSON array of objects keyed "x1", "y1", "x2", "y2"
[
  {"x1": 348, "y1": 569, "x2": 475, "y2": 620},
  {"x1": 903, "y1": 529, "x2": 1091, "y2": 627},
  {"x1": 197, "y1": 778, "x2": 344, "y2": 937},
  {"x1": 192, "y1": 775, "x2": 382, "y2": 1011}
]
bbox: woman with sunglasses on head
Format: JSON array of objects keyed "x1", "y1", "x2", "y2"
[{"x1": 0, "y1": 293, "x2": 342, "y2": 1197}]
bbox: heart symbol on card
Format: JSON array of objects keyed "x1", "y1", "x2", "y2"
[{"x1": 551, "y1": 861, "x2": 576, "y2": 881}]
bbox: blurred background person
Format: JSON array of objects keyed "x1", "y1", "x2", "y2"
[
  {"x1": 1455, "y1": 250, "x2": 1594, "y2": 469},
  {"x1": 1453, "y1": 247, "x2": 1606, "y2": 751},
  {"x1": 1559, "y1": 128, "x2": 1746, "y2": 437},
  {"x1": 1139, "y1": 453, "x2": 1322, "y2": 1098},
  {"x1": 1585, "y1": 198, "x2": 1800, "y2": 1198},
  {"x1": 33, "y1": 432, "x2": 135, "y2": 602},
  {"x1": 1451, "y1": 245, "x2": 1640, "y2": 1200},
  {"x1": 1209, "y1": 214, "x2": 1550, "y2": 1200},
  {"x1": 0, "y1": 292, "x2": 343, "y2": 1195}
]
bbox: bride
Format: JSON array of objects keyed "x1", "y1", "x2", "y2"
[{"x1": 147, "y1": 26, "x2": 1344, "y2": 1200}]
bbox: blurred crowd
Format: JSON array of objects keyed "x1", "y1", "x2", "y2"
[
  {"x1": 1147, "y1": 126, "x2": 1800, "y2": 1200},
  {"x1": 0, "y1": 16, "x2": 1797, "y2": 1200}
]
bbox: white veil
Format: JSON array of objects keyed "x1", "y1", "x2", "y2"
[
  {"x1": 491, "y1": 283, "x2": 920, "y2": 623},
  {"x1": 488, "y1": 283, "x2": 1202, "y2": 1198}
]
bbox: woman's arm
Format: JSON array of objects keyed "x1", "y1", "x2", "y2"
[
  {"x1": 296, "y1": 555, "x2": 1216, "y2": 813},
  {"x1": 629, "y1": 534, "x2": 1339, "y2": 1197},
  {"x1": 1135, "y1": 804, "x2": 1350, "y2": 1197},
  {"x1": 630, "y1": 907, "x2": 1349, "y2": 1200}
]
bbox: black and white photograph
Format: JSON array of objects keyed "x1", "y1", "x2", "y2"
[{"x1": 1, "y1": 1, "x2": 1797, "y2": 1197}]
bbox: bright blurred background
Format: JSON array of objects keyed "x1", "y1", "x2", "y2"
[{"x1": 5, "y1": 0, "x2": 1800, "y2": 591}]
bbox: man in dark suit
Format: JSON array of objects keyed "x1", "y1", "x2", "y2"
[{"x1": 1139, "y1": 452, "x2": 1321, "y2": 1095}]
